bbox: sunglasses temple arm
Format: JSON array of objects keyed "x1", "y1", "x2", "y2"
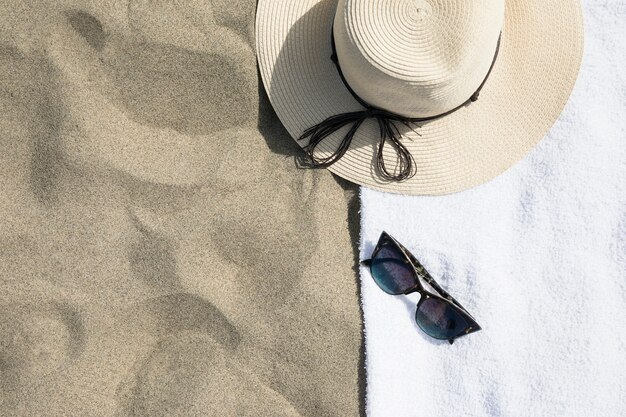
[
  {"x1": 398, "y1": 241, "x2": 470, "y2": 312},
  {"x1": 421, "y1": 274, "x2": 477, "y2": 320}
]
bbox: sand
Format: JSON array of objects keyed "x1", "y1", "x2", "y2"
[{"x1": 0, "y1": 1, "x2": 362, "y2": 415}]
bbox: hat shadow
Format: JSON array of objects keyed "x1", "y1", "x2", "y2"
[
  {"x1": 254, "y1": 1, "x2": 361, "y2": 280},
  {"x1": 261, "y1": 1, "x2": 369, "y2": 160}
]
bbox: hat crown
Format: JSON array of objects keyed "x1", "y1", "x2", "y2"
[{"x1": 333, "y1": 0, "x2": 504, "y2": 118}]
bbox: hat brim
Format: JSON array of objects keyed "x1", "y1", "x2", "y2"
[{"x1": 256, "y1": 0, "x2": 584, "y2": 195}]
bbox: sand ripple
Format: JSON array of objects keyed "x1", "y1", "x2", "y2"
[{"x1": 0, "y1": 1, "x2": 361, "y2": 416}]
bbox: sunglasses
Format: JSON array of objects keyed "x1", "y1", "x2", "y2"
[{"x1": 362, "y1": 232, "x2": 481, "y2": 344}]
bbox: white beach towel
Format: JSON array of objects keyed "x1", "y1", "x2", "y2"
[{"x1": 359, "y1": 1, "x2": 626, "y2": 416}]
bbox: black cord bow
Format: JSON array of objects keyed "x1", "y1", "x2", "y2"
[
  {"x1": 299, "y1": 31, "x2": 502, "y2": 182},
  {"x1": 300, "y1": 107, "x2": 419, "y2": 181}
]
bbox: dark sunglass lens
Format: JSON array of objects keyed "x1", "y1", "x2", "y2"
[
  {"x1": 370, "y1": 243, "x2": 417, "y2": 294},
  {"x1": 415, "y1": 297, "x2": 469, "y2": 340}
]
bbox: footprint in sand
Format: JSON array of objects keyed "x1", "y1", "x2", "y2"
[
  {"x1": 49, "y1": 2, "x2": 258, "y2": 186},
  {"x1": 0, "y1": 302, "x2": 84, "y2": 389},
  {"x1": 116, "y1": 332, "x2": 300, "y2": 417},
  {"x1": 126, "y1": 293, "x2": 241, "y2": 351}
]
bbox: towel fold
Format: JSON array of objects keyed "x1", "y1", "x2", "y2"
[{"x1": 359, "y1": 1, "x2": 626, "y2": 416}]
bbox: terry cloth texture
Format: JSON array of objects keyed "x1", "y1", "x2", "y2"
[{"x1": 359, "y1": 0, "x2": 626, "y2": 415}]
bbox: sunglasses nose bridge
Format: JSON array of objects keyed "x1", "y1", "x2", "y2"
[{"x1": 403, "y1": 284, "x2": 422, "y2": 295}]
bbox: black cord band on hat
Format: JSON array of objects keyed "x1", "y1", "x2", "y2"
[{"x1": 299, "y1": 30, "x2": 502, "y2": 182}]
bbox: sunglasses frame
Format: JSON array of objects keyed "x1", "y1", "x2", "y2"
[{"x1": 362, "y1": 231, "x2": 481, "y2": 344}]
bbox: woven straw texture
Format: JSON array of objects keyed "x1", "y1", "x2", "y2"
[{"x1": 256, "y1": 0, "x2": 584, "y2": 195}]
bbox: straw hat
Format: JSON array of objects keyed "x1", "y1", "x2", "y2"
[{"x1": 256, "y1": 0, "x2": 583, "y2": 195}]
